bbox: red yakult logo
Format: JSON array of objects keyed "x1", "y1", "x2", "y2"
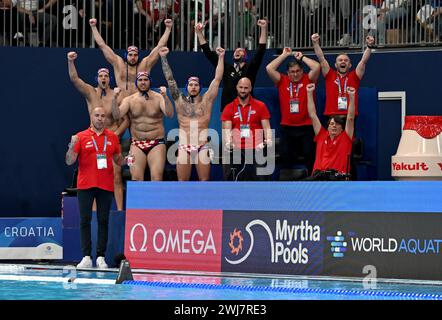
[
  {"x1": 125, "y1": 209, "x2": 223, "y2": 272},
  {"x1": 392, "y1": 162, "x2": 429, "y2": 171}
]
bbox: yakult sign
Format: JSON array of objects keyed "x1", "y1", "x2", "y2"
[{"x1": 125, "y1": 209, "x2": 223, "y2": 271}]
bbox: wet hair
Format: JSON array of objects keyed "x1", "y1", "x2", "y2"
[{"x1": 327, "y1": 115, "x2": 346, "y2": 128}]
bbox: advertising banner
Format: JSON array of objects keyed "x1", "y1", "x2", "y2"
[
  {"x1": 0, "y1": 218, "x2": 62, "y2": 259},
  {"x1": 125, "y1": 209, "x2": 223, "y2": 271},
  {"x1": 221, "y1": 211, "x2": 324, "y2": 275},
  {"x1": 323, "y1": 212, "x2": 442, "y2": 280}
]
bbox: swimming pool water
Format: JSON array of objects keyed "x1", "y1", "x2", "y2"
[{"x1": 0, "y1": 268, "x2": 441, "y2": 300}]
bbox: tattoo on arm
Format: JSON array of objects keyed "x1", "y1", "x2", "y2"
[
  {"x1": 161, "y1": 56, "x2": 181, "y2": 100},
  {"x1": 65, "y1": 148, "x2": 77, "y2": 165},
  {"x1": 112, "y1": 97, "x2": 121, "y2": 120}
]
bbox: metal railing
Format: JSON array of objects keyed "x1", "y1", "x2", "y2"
[{"x1": 1, "y1": 0, "x2": 441, "y2": 50}]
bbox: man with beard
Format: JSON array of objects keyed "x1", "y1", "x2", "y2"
[
  {"x1": 195, "y1": 19, "x2": 268, "y2": 111},
  {"x1": 305, "y1": 83, "x2": 356, "y2": 181},
  {"x1": 65, "y1": 107, "x2": 129, "y2": 269},
  {"x1": 159, "y1": 46, "x2": 225, "y2": 181},
  {"x1": 67, "y1": 51, "x2": 129, "y2": 211},
  {"x1": 112, "y1": 72, "x2": 174, "y2": 181},
  {"x1": 266, "y1": 47, "x2": 320, "y2": 176},
  {"x1": 311, "y1": 33, "x2": 374, "y2": 118},
  {"x1": 311, "y1": 33, "x2": 373, "y2": 180},
  {"x1": 89, "y1": 18, "x2": 173, "y2": 97},
  {"x1": 221, "y1": 77, "x2": 273, "y2": 181}
]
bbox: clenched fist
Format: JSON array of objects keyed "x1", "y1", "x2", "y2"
[
  {"x1": 306, "y1": 83, "x2": 316, "y2": 92},
  {"x1": 159, "y1": 47, "x2": 169, "y2": 57},
  {"x1": 67, "y1": 51, "x2": 77, "y2": 60}
]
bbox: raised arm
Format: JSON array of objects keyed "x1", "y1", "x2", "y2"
[
  {"x1": 205, "y1": 47, "x2": 225, "y2": 102},
  {"x1": 247, "y1": 20, "x2": 268, "y2": 74},
  {"x1": 294, "y1": 51, "x2": 320, "y2": 82},
  {"x1": 306, "y1": 83, "x2": 322, "y2": 135},
  {"x1": 89, "y1": 18, "x2": 122, "y2": 67},
  {"x1": 159, "y1": 47, "x2": 181, "y2": 102},
  {"x1": 345, "y1": 87, "x2": 356, "y2": 139},
  {"x1": 140, "y1": 19, "x2": 173, "y2": 71},
  {"x1": 112, "y1": 88, "x2": 130, "y2": 120},
  {"x1": 159, "y1": 86, "x2": 174, "y2": 118},
  {"x1": 355, "y1": 36, "x2": 374, "y2": 80},
  {"x1": 38, "y1": 0, "x2": 58, "y2": 12},
  {"x1": 258, "y1": 19, "x2": 268, "y2": 45},
  {"x1": 265, "y1": 47, "x2": 292, "y2": 84},
  {"x1": 195, "y1": 22, "x2": 219, "y2": 66},
  {"x1": 65, "y1": 135, "x2": 79, "y2": 165},
  {"x1": 67, "y1": 51, "x2": 94, "y2": 98},
  {"x1": 311, "y1": 33, "x2": 330, "y2": 77}
]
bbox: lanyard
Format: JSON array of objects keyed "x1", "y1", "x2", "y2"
[
  {"x1": 289, "y1": 82, "x2": 300, "y2": 99},
  {"x1": 336, "y1": 76, "x2": 348, "y2": 96},
  {"x1": 237, "y1": 104, "x2": 252, "y2": 124},
  {"x1": 91, "y1": 135, "x2": 107, "y2": 153}
]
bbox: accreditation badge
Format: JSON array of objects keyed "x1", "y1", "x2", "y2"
[
  {"x1": 289, "y1": 98, "x2": 300, "y2": 114},
  {"x1": 96, "y1": 154, "x2": 108, "y2": 169},
  {"x1": 240, "y1": 124, "x2": 251, "y2": 138},
  {"x1": 338, "y1": 96, "x2": 348, "y2": 110}
]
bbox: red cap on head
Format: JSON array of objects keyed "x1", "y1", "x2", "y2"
[
  {"x1": 187, "y1": 76, "x2": 200, "y2": 85},
  {"x1": 127, "y1": 46, "x2": 139, "y2": 54},
  {"x1": 97, "y1": 68, "x2": 110, "y2": 76}
]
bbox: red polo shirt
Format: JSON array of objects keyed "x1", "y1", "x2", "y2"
[
  {"x1": 324, "y1": 69, "x2": 360, "y2": 116},
  {"x1": 74, "y1": 128, "x2": 121, "y2": 192},
  {"x1": 313, "y1": 127, "x2": 353, "y2": 174},
  {"x1": 221, "y1": 96, "x2": 271, "y2": 149},
  {"x1": 277, "y1": 73, "x2": 313, "y2": 126}
]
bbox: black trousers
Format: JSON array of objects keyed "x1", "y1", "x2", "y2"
[
  {"x1": 223, "y1": 148, "x2": 270, "y2": 181},
  {"x1": 279, "y1": 125, "x2": 315, "y2": 175},
  {"x1": 77, "y1": 188, "x2": 113, "y2": 257}
]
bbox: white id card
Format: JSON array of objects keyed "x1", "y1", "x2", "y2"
[
  {"x1": 338, "y1": 96, "x2": 348, "y2": 110},
  {"x1": 97, "y1": 154, "x2": 107, "y2": 169},
  {"x1": 289, "y1": 98, "x2": 299, "y2": 114},
  {"x1": 240, "y1": 124, "x2": 251, "y2": 138}
]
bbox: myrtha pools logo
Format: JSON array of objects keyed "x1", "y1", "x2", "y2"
[
  {"x1": 327, "y1": 231, "x2": 347, "y2": 258},
  {"x1": 225, "y1": 219, "x2": 321, "y2": 265}
]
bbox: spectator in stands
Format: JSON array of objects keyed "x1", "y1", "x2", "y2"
[
  {"x1": 65, "y1": 107, "x2": 129, "y2": 269},
  {"x1": 53, "y1": 0, "x2": 105, "y2": 48},
  {"x1": 134, "y1": 0, "x2": 179, "y2": 50},
  {"x1": 111, "y1": 72, "x2": 174, "y2": 181},
  {"x1": 159, "y1": 46, "x2": 224, "y2": 181},
  {"x1": 376, "y1": 0, "x2": 410, "y2": 45},
  {"x1": 67, "y1": 51, "x2": 129, "y2": 211},
  {"x1": 0, "y1": 0, "x2": 21, "y2": 45},
  {"x1": 195, "y1": 19, "x2": 268, "y2": 112},
  {"x1": 305, "y1": 83, "x2": 356, "y2": 181},
  {"x1": 429, "y1": 0, "x2": 442, "y2": 38},
  {"x1": 187, "y1": 0, "x2": 209, "y2": 50},
  {"x1": 334, "y1": 0, "x2": 355, "y2": 46},
  {"x1": 221, "y1": 77, "x2": 273, "y2": 181},
  {"x1": 90, "y1": 17, "x2": 173, "y2": 98},
  {"x1": 311, "y1": 32, "x2": 374, "y2": 119},
  {"x1": 15, "y1": 0, "x2": 57, "y2": 46},
  {"x1": 301, "y1": 0, "x2": 328, "y2": 43},
  {"x1": 266, "y1": 47, "x2": 320, "y2": 176}
]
